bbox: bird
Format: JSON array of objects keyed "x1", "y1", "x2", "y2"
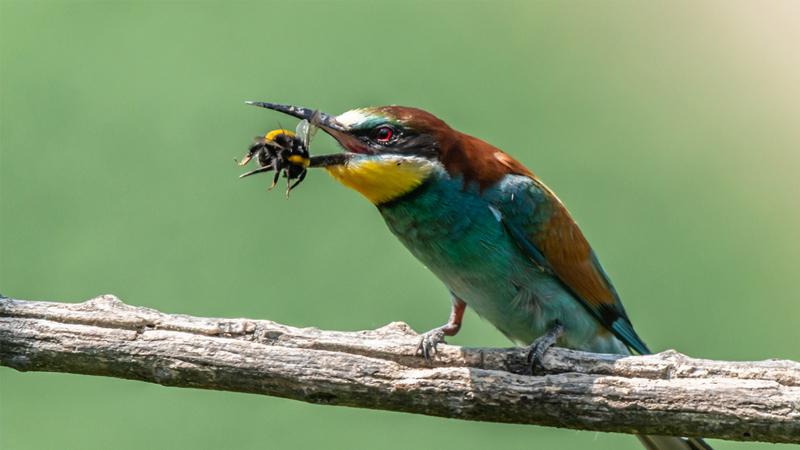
[{"x1": 244, "y1": 101, "x2": 712, "y2": 450}]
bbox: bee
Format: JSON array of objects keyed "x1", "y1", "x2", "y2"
[{"x1": 238, "y1": 112, "x2": 319, "y2": 195}]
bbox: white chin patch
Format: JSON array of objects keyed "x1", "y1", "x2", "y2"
[{"x1": 336, "y1": 109, "x2": 370, "y2": 127}]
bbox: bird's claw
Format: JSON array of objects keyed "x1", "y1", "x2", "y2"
[
  {"x1": 525, "y1": 338, "x2": 552, "y2": 375},
  {"x1": 525, "y1": 321, "x2": 564, "y2": 375},
  {"x1": 416, "y1": 328, "x2": 446, "y2": 363}
]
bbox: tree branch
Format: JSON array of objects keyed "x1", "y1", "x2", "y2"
[{"x1": 1, "y1": 295, "x2": 798, "y2": 443}]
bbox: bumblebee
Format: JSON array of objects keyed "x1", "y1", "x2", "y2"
[{"x1": 238, "y1": 115, "x2": 318, "y2": 195}]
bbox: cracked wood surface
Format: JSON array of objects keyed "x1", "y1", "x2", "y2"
[{"x1": 1, "y1": 295, "x2": 798, "y2": 443}]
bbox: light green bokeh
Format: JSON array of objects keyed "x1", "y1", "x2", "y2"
[{"x1": 1, "y1": 1, "x2": 798, "y2": 449}]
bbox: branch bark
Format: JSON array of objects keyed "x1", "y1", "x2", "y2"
[{"x1": 1, "y1": 295, "x2": 798, "y2": 443}]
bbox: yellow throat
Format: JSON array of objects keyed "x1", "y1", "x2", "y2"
[{"x1": 326, "y1": 155, "x2": 437, "y2": 205}]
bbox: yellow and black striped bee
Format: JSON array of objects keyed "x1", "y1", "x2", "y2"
[{"x1": 238, "y1": 113, "x2": 318, "y2": 195}]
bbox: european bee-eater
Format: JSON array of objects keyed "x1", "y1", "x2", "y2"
[{"x1": 245, "y1": 102, "x2": 711, "y2": 450}]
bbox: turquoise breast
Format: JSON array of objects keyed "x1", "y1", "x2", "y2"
[{"x1": 378, "y1": 170, "x2": 628, "y2": 354}]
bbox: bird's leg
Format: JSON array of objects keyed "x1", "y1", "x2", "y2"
[
  {"x1": 417, "y1": 295, "x2": 466, "y2": 363},
  {"x1": 526, "y1": 320, "x2": 564, "y2": 375}
]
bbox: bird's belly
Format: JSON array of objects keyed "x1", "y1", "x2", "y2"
[
  {"x1": 379, "y1": 181, "x2": 626, "y2": 353},
  {"x1": 378, "y1": 182, "x2": 542, "y2": 341}
]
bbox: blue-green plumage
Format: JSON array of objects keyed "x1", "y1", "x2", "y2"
[{"x1": 380, "y1": 167, "x2": 630, "y2": 354}]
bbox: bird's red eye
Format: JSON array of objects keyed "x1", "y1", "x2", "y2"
[{"x1": 373, "y1": 126, "x2": 394, "y2": 143}]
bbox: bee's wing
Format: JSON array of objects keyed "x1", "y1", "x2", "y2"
[
  {"x1": 295, "y1": 110, "x2": 321, "y2": 148},
  {"x1": 295, "y1": 119, "x2": 311, "y2": 147},
  {"x1": 307, "y1": 110, "x2": 320, "y2": 144}
]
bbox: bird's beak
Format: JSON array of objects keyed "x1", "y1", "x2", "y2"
[
  {"x1": 245, "y1": 101, "x2": 346, "y2": 132},
  {"x1": 245, "y1": 101, "x2": 370, "y2": 157}
]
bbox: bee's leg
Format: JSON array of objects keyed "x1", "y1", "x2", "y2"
[
  {"x1": 284, "y1": 168, "x2": 294, "y2": 198},
  {"x1": 287, "y1": 169, "x2": 307, "y2": 193},
  {"x1": 269, "y1": 166, "x2": 281, "y2": 190}
]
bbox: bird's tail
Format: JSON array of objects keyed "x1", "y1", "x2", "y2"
[{"x1": 637, "y1": 435, "x2": 713, "y2": 450}]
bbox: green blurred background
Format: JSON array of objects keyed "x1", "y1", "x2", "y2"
[{"x1": 1, "y1": 1, "x2": 798, "y2": 449}]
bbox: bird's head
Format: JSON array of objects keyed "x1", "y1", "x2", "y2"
[{"x1": 246, "y1": 102, "x2": 532, "y2": 204}]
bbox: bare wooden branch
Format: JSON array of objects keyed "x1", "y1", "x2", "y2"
[{"x1": 1, "y1": 295, "x2": 798, "y2": 443}]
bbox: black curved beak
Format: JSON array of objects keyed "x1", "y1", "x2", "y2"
[{"x1": 244, "y1": 101, "x2": 347, "y2": 133}]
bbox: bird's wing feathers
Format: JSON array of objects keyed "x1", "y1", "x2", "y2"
[{"x1": 493, "y1": 176, "x2": 650, "y2": 354}]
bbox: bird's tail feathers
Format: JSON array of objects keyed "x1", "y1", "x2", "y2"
[{"x1": 637, "y1": 435, "x2": 713, "y2": 450}]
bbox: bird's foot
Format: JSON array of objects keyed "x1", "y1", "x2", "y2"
[
  {"x1": 416, "y1": 328, "x2": 447, "y2": 363},
  {"x1": 525, "y1": 321, "x2": 564, "y2": 375}
]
